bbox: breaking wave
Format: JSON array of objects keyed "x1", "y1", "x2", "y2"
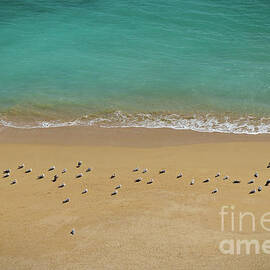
[{"x1": 0, "y1": 111, "x2": 269, "y2": 134}]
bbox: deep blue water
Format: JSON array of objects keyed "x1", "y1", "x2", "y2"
[{"x1": 0, "y1": 0, "x2": 270, "y2": 133}]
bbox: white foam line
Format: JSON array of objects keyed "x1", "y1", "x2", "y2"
[{"x1": 0, "y1": 111, "x2": 269, "y2": 135}]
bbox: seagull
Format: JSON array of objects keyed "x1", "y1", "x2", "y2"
[
  {"x1": 10, "y1": 179, "x2": 17, "y2": 185},
  {"x1": 267, "y1": 162, "x2": 270, "y2": 168},
  {"x1": 177, "y1": 173, "x2": 183, "y2": 179},
  {"x1": 3, "y1": 173, "x2": 10, "y2": 178},
  {"x1": 265, "y1": 179, "x2": 270, "y2": 186},
  {"x1": 133, "y1": 168, "x2": 139, "y2": 172},
  {"x1": 111, "y1": 190, "x2": 118, "y2": 196},
  {"x1": 258, "y1": 186, "x2": 262, "y2": 192},
  {"x1": 62, "y1": 168, "x2": 67, "y2": 174},
  {"x1": 249, "y1": 189, "x2": 256, "y2": 194},
  {"x1": 254, "y1": 172, "x2": 258, "y2": 178},
  {"x1": 77, "y1": 161, "x2": 82, "y2": 168},
  {"x1": 142, "y1": 169, "x2": 148, "y2": 173},
  {"x1": 223, "y1": 176, "x2": 229, "y2": 180},
  {"x1": 70, "y1": 229, "x2": 75, "y2": 235},
  {"x1": 48, "y1": 166, "x2": 55, "y2": 171},
  {"x1": 37, "y1": 174, "x2": 45, "y2": 179},
  {"x1": 190, "y1": 179, "x2": 195, "y2": 185},
  {"x1": 203, "y1": 178, "x2": 210, "y2": 183},
  {"x1": 147, "y1": 179, "x2": 153, "y2": 184},
  {"x1": 25, "y1": 169, "x2": 32, "y2": 173},
  {"x1": 248, "y1": 179, "x2": 254, "y2": 184},
  {"x1": 63, "y1": 198, "x2": 70, "y2": 204},
  {"x1": 58, "y1": 183, "x2": 66, "y2": 188},
  {"x1": 135, "y1": 178, "x2": 142, "y2": 183},
  {"x1": 212, "y1": 188, "x2": 218, "y2": 194},
  {"x1": 215, "y1": 172, "x2": 220, "y2": 178},
  {"x1": 76, "y1": 173, "x2": 83, "y2": 178},
  {"x1": 3, "y1": 169, "x2": 10, "y2": 174},
  {"x1": 159, "y1": 169, "x2": 166, "y2": 174},
  {"x1": 115, "y1": 184, "x2": 122, "y2": 189},
  {"x1": 82, "y1": 188, "x2": 88, "y2": 194},
  {"x1": 86, "y1": 168, "x2": 91, "y2": 172},
  {"x1": 18, "y1": 164, "x2": 24, "y2": 169},
  {"x1": 233, "y1": 180, "x2": 241, "y2": 184},
  {"x1": 110, "y1": 173, "x2": 116, "y2": 179},
  {"x1": 52, "y1": 175, "x2": 59, "y2": 182}
]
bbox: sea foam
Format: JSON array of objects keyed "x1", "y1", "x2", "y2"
[{"x1": 0, "y1": 111, "x2": 269, "y2": 135}]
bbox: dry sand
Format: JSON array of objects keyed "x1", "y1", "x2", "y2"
[{"x1": 0, "y1": 127, "x2": 270, "y2": 270}]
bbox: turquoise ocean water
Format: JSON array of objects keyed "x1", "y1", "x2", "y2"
[{"x1": 0, "y1": 0, "x2": 270, "y2": 133}]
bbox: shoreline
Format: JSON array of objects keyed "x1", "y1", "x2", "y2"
[
  {"x1": 1, "y1": 109, "x2": 270, "y2": 135},
  {"x1": 0, "y1": 126, "x2": 270, "y2": 147}
]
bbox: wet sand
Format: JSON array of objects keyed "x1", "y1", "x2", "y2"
[
  {"x1": 0, "y1": 127, "x2": 270, "y2": 269},
  {"x1": 0, "y1": 126, "x2": 269, "y2": 146}
]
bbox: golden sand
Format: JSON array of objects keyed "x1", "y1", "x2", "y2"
[{"x1": 0, "y1": 127, "x2": 270, "y2": 269}]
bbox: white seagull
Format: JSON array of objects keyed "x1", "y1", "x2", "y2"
[
  {"x1": 3, "y1": 169, "x2": 10, "y2": 174},
  {"x1": 52, "y1": 175, "x2": 59, "y2": 182},
  {"x1": 82, "y1": 189, "x2": 88, "y2": 194},
  {"x1": 135, "y1": 178, "x2": 142, "y2": 183},
  {"x1": 233, "y1": 180, "x2": 240, "y2": 184},
  {"x1": 48, "y1": 166, "x2": 55, "y2": 171},
  {"x1": 37, "y1": 174, "x2": 45, "y2": 179},
  {"x1": 63, "y1": 198, "x2": 70, "y2": 203},
  {"x1": 147, "y1": 179, "x2": 153, "y2": 184}
]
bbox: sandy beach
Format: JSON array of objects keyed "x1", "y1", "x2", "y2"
[{"x1": 1, "y1": 127, "x2": 270, "y2": 270}]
